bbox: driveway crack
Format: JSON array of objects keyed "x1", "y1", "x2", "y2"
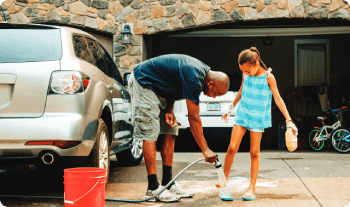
[{"x1": 277, "y1": 154, "x2": 323, "y2": 207}]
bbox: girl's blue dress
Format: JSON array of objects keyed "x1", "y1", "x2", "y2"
[{"x1": 234, "y1": 74, "x2": 272, "y2": 130}]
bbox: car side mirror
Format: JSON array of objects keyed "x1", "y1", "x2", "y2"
[{"x1": 123, "y1": 72, "x2": 131, "y2": 86}]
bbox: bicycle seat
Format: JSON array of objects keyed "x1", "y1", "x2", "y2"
[{"x1": 317, "y1": 116, "x2": 326, "y2": 121}]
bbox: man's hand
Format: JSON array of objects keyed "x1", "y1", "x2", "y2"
[
  {"x1": 165, "y1": 112, "x2": 178, "y2": 127},
  {"x1": 203, "y1": 148, "x2": 216, "y2": 163}
]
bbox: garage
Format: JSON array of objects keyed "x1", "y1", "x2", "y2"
[{"x1": 144, "y1": 19, "x2": 350, "y2": 150}]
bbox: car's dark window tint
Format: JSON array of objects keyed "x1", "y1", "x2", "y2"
[
  {"x1": 0, "y1": 28, "x2": 61, "y2": 63},
  {"x1": 73, "y1": 35, "x2": 94, "y2": 64},
  {"x1": 86, "y1": 38, "x2": 110, "y2": 76},
  {"x1": 97, "y1": 43, "x2": 123, "y2": 84}
]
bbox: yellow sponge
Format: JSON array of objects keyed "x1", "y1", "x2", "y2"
[{"x1": 285, "y1": 128, "x2": 298, "y2": 152}]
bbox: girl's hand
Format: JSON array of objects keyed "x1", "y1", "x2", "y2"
[
  {"x1": 286, "y1": 121, "x2": 298, "y2": 135},
  {"x1": 222, "y1": 113, "x2": 230, "y2": 123},
  {"x1": 222, "y1": 103, "x2": 235, "y2": 123}
]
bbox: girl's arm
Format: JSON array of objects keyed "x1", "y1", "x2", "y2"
[
  {"x1": 267, "y1": 74, "x2": 294, "y2": 126},
  {"x1": 222, "y1": 74, "x2": 244, "y2": 122}
]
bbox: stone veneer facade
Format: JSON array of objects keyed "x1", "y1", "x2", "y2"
[{"x1": 1, "y1": 0, "x2": 349, "y2": 70}]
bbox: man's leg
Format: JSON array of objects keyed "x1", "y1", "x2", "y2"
[
  {"x1": 143, "y1": 140, "x2": 159, "y2": 190},
  {"x1": 129, "y1": 74, "x2": 160, "y2": 192},
  {"x1": 159, "y1": 133, "x2": 194, "y2": 198},
  {"x1": 129, "y1": 74, "x2": 180, "y2": 202},
  {"x1": 160, "y1": 134, "x2": 176, "y2": 187},
  {"x1": 143, "y1": 138, "x2": 181, "y2": 202}
]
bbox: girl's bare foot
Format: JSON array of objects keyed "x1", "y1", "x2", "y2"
[
  {"x1": 242, "y1": 188, "x2": 255, "y2": 200},
  {"x1": 215, "y1": 178, "x2": 227, "y2": 188}
]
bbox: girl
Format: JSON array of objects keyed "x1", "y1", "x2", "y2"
[{"x1": 216, "y1": 47, "x2": 298, "y2": 201}]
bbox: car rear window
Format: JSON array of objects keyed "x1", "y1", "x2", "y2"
[{"x1": 0, "y1": 27, "x2": 62, "y2": 63}]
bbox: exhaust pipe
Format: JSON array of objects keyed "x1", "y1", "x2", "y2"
[{"x1": 41, "y1": 153, "x2": 54, "y2": 165}]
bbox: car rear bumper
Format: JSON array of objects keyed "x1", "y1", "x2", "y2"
[
  {"x1": 0, "y1": 155, "x2": 89, "y2": 166},
  {"x1": 176, "y1": 113, "x2": 236, "y2": 129},
  {"x1": 176, "y1": 114, "x2": 235, "y2": 141},
  {"x1": 0, "y1": 113, "x2": 98, "y2": 159}
]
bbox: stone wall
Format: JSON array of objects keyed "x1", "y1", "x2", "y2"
[{"x1": 1, "y1": 0, "x2": 349, "y2": 70}]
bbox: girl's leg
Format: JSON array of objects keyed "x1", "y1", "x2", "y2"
[
  {"x1": 223, "y1": 125, "x2": 247, "y2": 180},
  {"x1": 245, "y1": 131, "x2": 262, "y2": 197}
]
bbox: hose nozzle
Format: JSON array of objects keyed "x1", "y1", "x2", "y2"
[{"x1": 215, "y1": 155, "x2": 221, "y2": 168}]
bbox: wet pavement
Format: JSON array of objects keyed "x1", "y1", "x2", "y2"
[{"x1": 1, "y1": 150, "x2": 350, "y2": 207}]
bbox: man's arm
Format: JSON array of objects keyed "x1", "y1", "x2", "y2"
[{"x1": 186, "y1": 99, "x2": 216, "y2": 163}]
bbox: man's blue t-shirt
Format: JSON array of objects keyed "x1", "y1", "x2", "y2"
[{"x1": 133, "y1": 54, "x2": 210, "y2": 105}]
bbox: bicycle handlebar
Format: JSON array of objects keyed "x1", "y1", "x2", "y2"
[{"x1": 323, "y1": 106, "x2": 348, "y2": 117}]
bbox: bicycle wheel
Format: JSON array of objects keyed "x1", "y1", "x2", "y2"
[
  {"x1": 309, "y1": 129, "x2": 325, "y2": 151},
  {"x1": 331, "y1": 128, "x2": 350, "y2": 153}
]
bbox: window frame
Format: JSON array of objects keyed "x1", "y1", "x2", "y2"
[
  {"x1": 72, "y1": 34, "x2": 95, "y2": 65},
  {"x1": 72, "y1": 33, "x2": 123, "y2": 85},
  {"x1": 97, "y1": 42, "x2": 123, "y2": 84}
]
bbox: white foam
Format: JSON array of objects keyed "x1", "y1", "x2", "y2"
[
  {"x1": 176, "y1": 177, "x2": 279, "y2": 194},
  {"x1": 256, "y1": 180, "x2": 279, "y2": 188}
]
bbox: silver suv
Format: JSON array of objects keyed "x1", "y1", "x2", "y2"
[{"x1": 0, "y1": 23, "x2": 143, "y2": 182}]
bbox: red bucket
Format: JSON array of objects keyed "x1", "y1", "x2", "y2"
[{"x1": 64, "y1": 168, "x2": 107, "y2": 207}]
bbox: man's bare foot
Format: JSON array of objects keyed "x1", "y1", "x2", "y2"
[{"x1": 215, "y1": 179, "x2": 227, "y2": 188}]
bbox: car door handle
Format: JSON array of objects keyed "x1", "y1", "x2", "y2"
[
  {"x1": 0, "y1": 74, "x2": 16, "y2": 84},
  {"x1": 107, "y1": 84, "x2": 113, "y2": 93}
]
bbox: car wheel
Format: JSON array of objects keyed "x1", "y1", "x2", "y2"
[
  {"x1": 116, "y1": 137, "x2": 143, "y2": 166},
  {"x1": 84, "y1": 118, "x2": 110, "y2": 184}
]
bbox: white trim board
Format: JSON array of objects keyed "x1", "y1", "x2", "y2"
[{"x1": 168, "y1": 26, "x2": 350, "y2": 37}]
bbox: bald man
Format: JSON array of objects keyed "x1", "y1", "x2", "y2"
[{"x1": 128, "y1": 54, "x2": 230, "y2": 202}]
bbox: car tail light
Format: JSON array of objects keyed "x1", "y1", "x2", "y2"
[
  {"x1": 53, "y1": 141, "x2": 81, "y2": 149},
  {"x1": 25, "y1": 141, "x2": 81, "y2": 149},
  {"x1": 26, "y1": 141, "x2": 54, "y2": 145},
  {"x1": 49, "y1": 71, "x2": 90, "y2": 94}
]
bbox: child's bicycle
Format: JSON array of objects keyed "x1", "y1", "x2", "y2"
[
  {"x1": 309, "y1": 106, "x2": 349, "y2": 152},
  {"x1": 331, "y1": 124, "x2": 350, "y2": 153}
]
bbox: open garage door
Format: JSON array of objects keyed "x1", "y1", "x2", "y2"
[{"x1": 145, "y1": 24, "x2": 350, "y2": 150}]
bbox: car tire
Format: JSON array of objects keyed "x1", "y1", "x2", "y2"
[
  {"x1": 116, "y1": 137, "x2": 143, "y2": 166},
  {"x1": 84, "y1": 118, "x2": 110, "y2": 184}
]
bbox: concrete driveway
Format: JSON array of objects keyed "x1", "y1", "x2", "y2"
[{"x1": 1, "y1": 151, "x2": 350, "y2": 207}]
